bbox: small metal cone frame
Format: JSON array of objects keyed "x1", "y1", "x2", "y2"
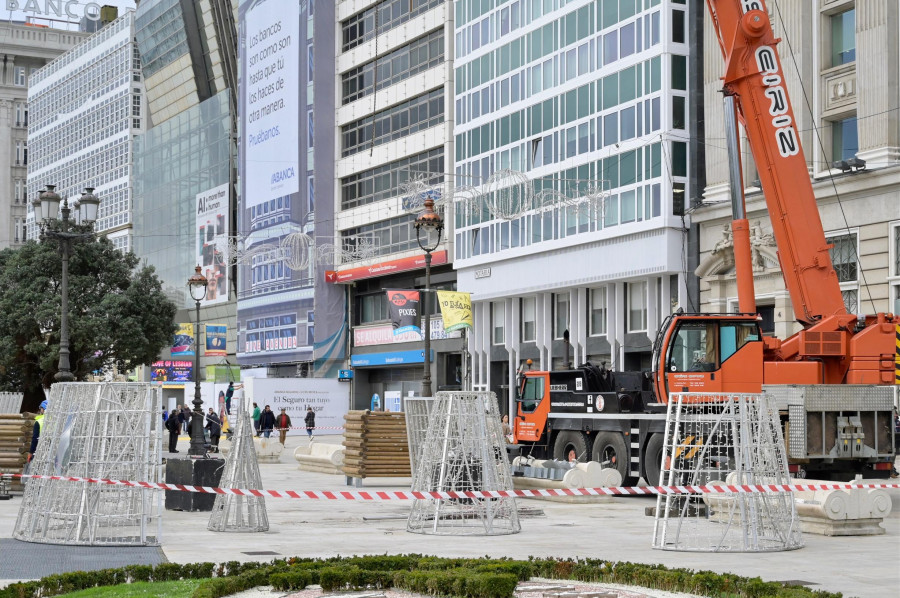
[
  {"x1": 407, "y1": 391, "x2": 520, "y2": 536},
  {"x1": 13, "y1": 382, "x2": 163, "y2": 546},
  {"x1": 651, "y1": 393, "x2": 803, "y2": 553},
  {"x1": 208, "y1": 404, "x2": 269, "y2": 532}
]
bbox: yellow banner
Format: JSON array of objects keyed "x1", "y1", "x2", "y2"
[{"x1": 437, "y1": 291, "x2": 473, "y2": 332}]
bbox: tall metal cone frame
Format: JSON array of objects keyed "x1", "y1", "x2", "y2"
[
  {"x1": 14, "y1": 383, "x2": 163, "y2": 546},
  {"x1": 208, "y1": 403, "x2": 269, "y2": 532},
  {"x1": 652, "y1": 392, "x2": 803, "y2": 552},
  {"x1": 407, "y1": 391, "x2": 520, "y2": 535}
]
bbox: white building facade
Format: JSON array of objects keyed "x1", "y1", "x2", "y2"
[
  {"x1": 0, "y1": 22, "x2": 87, "y2": 249},
  {"x1": 453, "y1": 0, "x2": 703, "y2": 406},
  {"x1": 332, "y1": 0, "x2": 462, "y2": 406},
  {"x1": 26, "y1": 12, "x2": 144, "y2": 251}
]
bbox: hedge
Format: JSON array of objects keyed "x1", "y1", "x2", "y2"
[{"x1": 0, "y1": 555, "x2": 842, "y2": 598}]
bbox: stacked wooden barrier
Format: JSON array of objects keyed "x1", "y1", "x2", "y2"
[
  {"x1": 0, "y1": 413, "x2": 35, "y2": 493},
  {"x1": 342, "y1": 411, "x2": 411, "y2": 480}
]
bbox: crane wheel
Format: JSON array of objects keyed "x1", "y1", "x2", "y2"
[
  {"x1": 643, "y1": 433, "x2": 665, "y2": 487},
  {"x1": 552, "y1": 431, "x2": 590, "y2": 463},
  {"x1": 592, "y1": 432, "x2": 637, "y2": 487}
]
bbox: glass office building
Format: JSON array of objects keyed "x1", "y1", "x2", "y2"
[
  {"x1": 452, "y1": 0, "x2": 702, "y2": 406},
  {"x1": 133, "y1": 91, "x2": 232, "y2": 306},
  {"x1": 26, "y1": 12, "x2": 143, "y2": 251}
]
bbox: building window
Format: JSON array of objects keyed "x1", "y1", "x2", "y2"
[
  {"x1": 14, "y1": 67, "x2": 25, "y2": 86},
  {"x1": 492, "y1": 301, "x2": 505, "y2": 345},
  {"x1": 341, "y1": 88, "x2": 444, "y2": 157},
  {"x1": 831, "y1": 9, "x2": 856, "y2": 66},
  {"x1": 521, "y1": 296, "x2": 536, "y2": 342},
  {"x1": 889, "y1": 222, "x2": 900, "y2": 314},
  {"x1": 671, "y1": 9, "x2": 685, "y2": 44},
  {"x1": 341, "y1": 31, "x2": 444, "y2": 104},
  {"x1": 628, "y1": 281, "x2": 648, "y2": 332},
  {"x1": 341, "y1": 0, "x2": 443, "y2": 51},
  {"x1": 589, "y1": 287, "x2": 607, "y2": 336},
  {"x1": 553, "y1": 293, "x2": 569, "y2": 340},
  {"x1": 832, "y1": 117, "x2": 858, "y2": 162},
  {"x1": 14, "y1": 179, "x2": 22, "y2": 203},
  {"x1": 341, "y1": 148, "x2": 443, "y2": 210},
  {"x1": 826, "y1": 231, "x2": 858, "y2": 314},
  {"x1": 358, "y1": 292, "x2": 388, "y2": 324}
]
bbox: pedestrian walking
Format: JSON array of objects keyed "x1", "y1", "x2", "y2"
[
  {"x1": 304, "y1": 406, "x2": 315, "y2": 439},
  {"x1": 252, "y1": 402, "x2": 261, "y2": 436},
  {"x1": 260, "y1": 405, "x2": 276, "y2": 438},
  {"x1": 205, "y1": 408, "x2": 222, "y2": 453},
  {"x1": 276, "y1": 407, "x2": 292, "y2": 445},
  {"x1": 166, "y1": 406, "x2": 181, "y2": 453},
  {"x1": 181, "y1": 405, "x2": 191, "y2": 434}
]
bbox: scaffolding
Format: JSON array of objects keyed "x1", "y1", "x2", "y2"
[
  {"x1": 652, "y1": 392, "x2": 803, "y2": 552},
  {"x1": 407, "y1": 391, "x2": 520, "y2": 536},
  {"x1": 208, "y1": 403, "x2": 268, "y2": 532},
  {"x1": 13, "y1": 383, "x2": 163, "y2": 546}
]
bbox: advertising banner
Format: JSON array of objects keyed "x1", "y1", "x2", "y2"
[
  {"x1": 242, "y1": 0, "x2": 299, "y2": 207},
  {"x1": 172, "y1": 323, "x2": 194, "y2": 357},
  {"x1": 243, "y1": 377, "x2": 349, "y2": 436},
  {"x1": 205, "y1": 324, "x2": 227, "y2": 356},
  {"x1": 151, "y1": 360, "x2": 193, "y2": 386},
  {"x1": 196, "y1": 184, "x2": 230, "y2": 305},
  {"x1": 354, "y1": 318, "x2": 461, "y2": 347},
  {"x1": 387, "y1": 290, "x2": 420, "y2": 335},
  {"x1": 436, "y1": 291, "x2": 474, "y2": 331}
]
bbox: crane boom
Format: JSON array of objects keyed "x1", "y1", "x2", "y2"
[{"x1": 707, "y1": 0, "x2": 846, "y2": 325}]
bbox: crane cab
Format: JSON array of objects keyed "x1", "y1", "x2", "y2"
[{"x1": 654, "y1": 314, "x2": 764, "y2": 403}]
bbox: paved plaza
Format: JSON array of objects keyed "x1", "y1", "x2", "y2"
[{"x1": 1, "y1": 434, "x2": 898, "y2": 597}]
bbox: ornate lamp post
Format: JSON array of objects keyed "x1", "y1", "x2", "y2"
[
  {"x1": 35, "y1": 186, "x2": 101, "y2": 382},
  {"x1": 414, "y1": 197, "x2": 443, "y2": 398},
  {"x1": 187, "y1": 266, "x2": 208, "y2": 456}
]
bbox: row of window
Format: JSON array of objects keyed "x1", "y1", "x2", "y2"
[
  {"x1": 342, "y1": 30, "x2": 445, "y2": 105},
  {"x1": 489, "y1": 280, "x2": 655, "y2": 347},
  {"x1": 456, "y1": 0, "x2": 669, "y2": 34},
  {"x1": 455, "y1": 4, "x2": 667, "y2": 96},
  {"x1": 455, "y1": 181, "x2": 664, "y2": 260},
  {"x1": 341, "y1": 148, "x2": 444, "y2": 210},
  {"x1": 356, "y1": 283, "x2": 453, "y2": 325},
  {"x1": 341, "y1": 0, "x2": 443, "y2": 52},
  {"x1": 341, "y1": 213, "x2": 426, "y2": 262},
  {"x1": 341, "y1": 88, "x2": 445, "y2": 157},
  {"x1": 457, "y1": 15, "x2": 661, "y2": 128}
]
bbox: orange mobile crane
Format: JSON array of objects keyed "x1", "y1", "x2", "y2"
[
  {"x1": 512, "y1": 0, "x2": 897, "y2": 483},
  {"x1": 652, "y1": 0, "x2": 898, "y2": 477}
]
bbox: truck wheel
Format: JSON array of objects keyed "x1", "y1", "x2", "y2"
[
  {"x1": 643, "y1": 433, "x2": 664, "y2": 486},
  {"x1": 592, "y1": 432, "x2": 636, "y2": 486},
  {"x1": 552, "y1": 431, "x2": 590, "y2": 463}
]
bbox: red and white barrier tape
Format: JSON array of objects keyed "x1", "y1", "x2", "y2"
[{"x1": 2, "y1": 473, "x2": 897, "y2": 500}]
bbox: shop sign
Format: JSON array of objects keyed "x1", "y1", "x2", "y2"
[
  {"x1": 354, "y1": 318, "x2": 460, "y2": 347},
  {"x1": 326, "y1": 251, "x2": 448, "y2": 283},
  {"x1": 350, "y1": 350, "x2": 434, "y2": 367}
]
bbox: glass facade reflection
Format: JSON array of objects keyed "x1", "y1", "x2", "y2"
[{"x1": 133, "y1": 91, "x2": 232, "y2": 307}]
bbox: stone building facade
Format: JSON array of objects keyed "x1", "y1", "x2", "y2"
[{"x1": 693, "y1": 0, "x2": 900, "y2": 338}]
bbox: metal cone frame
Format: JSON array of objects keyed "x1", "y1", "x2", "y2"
[
  {"x1": 407, "y1": 391, "x2": 520, "y2": 536},
  {"x1": 208, "y1": 403, "x2": 269, "y2": 532}
]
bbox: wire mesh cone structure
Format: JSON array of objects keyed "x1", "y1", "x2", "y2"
[
  {"x1": 403, "y1": 397, "x2": 434, "y2": 474},
  {"x1": 652, "y1": 392, "x2": 803, "y2": 552},
  {"x1": 208, "y1": 404, "x2": 268, "y2": 532},
  {"x1": 407, "y1": 391, "x2": 520, "y2": 536},
  {"x1": 14, "y1": 383, "x2": 163, "y2": 546}
]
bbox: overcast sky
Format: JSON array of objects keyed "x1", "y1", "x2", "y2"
[{"x1": 4, "y1": 1, "x2": 136, "y2": 28}]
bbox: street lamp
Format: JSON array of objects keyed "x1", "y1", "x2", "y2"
[
  {"x1": 35, "y1": 186, "x2": 101, "y2": 382},
  {"x1": 414, "y1": 196, "x2": 443, "y2": 398},
  {"x1": 187, "y1": 265, "x2": 208, "y2": 456}
]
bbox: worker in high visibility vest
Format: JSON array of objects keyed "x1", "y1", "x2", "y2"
[{"x1": 28, "y1": 400, "x2": 47, "y2": 462}]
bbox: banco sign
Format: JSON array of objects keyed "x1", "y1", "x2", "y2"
[{"x1": 7, "y1": 0, "x2": 103, "y2": 20}]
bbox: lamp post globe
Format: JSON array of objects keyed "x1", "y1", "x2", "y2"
[
  {"x1": 414, "y1": 197, "x2": 443, "y2": 398},
  {"x1": 187, "y1": 266, "x2": 209, "y2": 456}
]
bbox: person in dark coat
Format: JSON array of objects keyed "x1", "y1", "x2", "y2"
[
  {"x1": 182, "y1": 406, "x2": 192, "y2": 433},
  {"x1": 166, "y1": 407, "x2": 181, "y2": 453},
  {"x1": 259, "y1": 405, "x2": 276, "y2": 438},
  {"x1": 304, "y1": 407, "x2": 316, "y2": 439},
  {"x1": 205, "y1": 408, "x2": 222, "y2": 452}
]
